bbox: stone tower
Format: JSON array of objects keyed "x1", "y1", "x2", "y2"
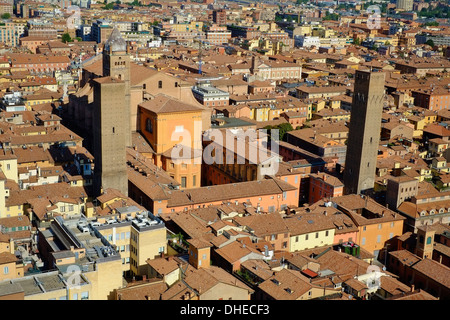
[
  {"x1": 343, "y1": 70, "x2": 385, "y2": 195},
  {"x1": 92, "y1": 29, "x2": 130, "y2": 197}
]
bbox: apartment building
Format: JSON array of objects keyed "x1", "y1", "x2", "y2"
[
  {"x1": 0, "y1": 270, "x2": 92, "y2": 300},
  {"x1": 192, "y1": 81, "x2": 229, "y2": 108},
  {"x1": 308, "y1": 172, "x2": 344, "y2": 205},
  {"x1": 284, "y1": 213, "x2": 335, "y2": 252},
  {"x1": 37, "y1": 216, "x2": 123, "y2": 300},
  {"x1": 9, "y1": 54, "x2": 70, "y2": 74},
  {"x1": 331, "y1": 195, "x2": 406, "y2": 257},
  {"x1": 95, "y1": 210, "x2": 167, "y2": 277}
]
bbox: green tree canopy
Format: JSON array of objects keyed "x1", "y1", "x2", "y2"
[
  {"x1": 263, "y1": 123, "x2": 294, "y2": 142},
  {"x1": 61, "y1": 33, "x2": 72, "y2": 43},
  {"x1": 1, "y1": 13, "x2": 10, "y2": 19},
  {"x1": 323, "y1": 13, "x2": 339, "y2": 21},
  {"x1": 103, "y1": 2, "x2": 115, "y2": 9}
]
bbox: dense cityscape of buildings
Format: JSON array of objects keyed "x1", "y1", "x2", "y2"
[{"x1": 0, "y1": 0, "x2": 448, "y2": 302}]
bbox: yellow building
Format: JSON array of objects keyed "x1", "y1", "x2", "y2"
[
  {"x1": 129, "y1": 216, "x2": 167, "y2": 276},
  {"x1": 187, "y1": 238, "x2": 212, "y2": 269},
  {"x1": 0, "y1": 252, "x2": 23, "y2": 281},
  {"x1": 284, "y1": 214, "x2": 336, "y2": 252},
  {"x1": 37, "y1": 216, "x2": 124, "y2": 300},
  {"x1": 0, "y1": 151, "x2": 18, "y2": 183}
]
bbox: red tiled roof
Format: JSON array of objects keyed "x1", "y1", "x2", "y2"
[{"x1": 301, "y1": 268, "x2": 318, "y2": 278}]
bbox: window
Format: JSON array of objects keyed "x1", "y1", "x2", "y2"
[
  {"x1": 305, "y1": 234, "x2": 309, "y2": 241},
  {"x1": 378, "y1": 224, "x2": 382, "y2": 230},
  {"x1": 377, "y1": 235, "x2": 381, "y2": 243},
  {"x1": 362, "y1": 237, "x2": 366, "y2": 245},
  {"x1": 193, "y1": 175, "x2": 196, "y2": 187},
  {"x1": 202, "y1": 254, "x2": 207, "y2": 260},
  {"x1": 325, "y1": 230, "x2": 329, "y2": 237},
  {"x1": 73, "y1": 293, "x2": 78, "y2": 300},
  {"x1": 158, "y1": 80, "x2": 162, "y2": 89},
  {"x1": 3, "y1": 266, "x2": 8, "y2": 274},
  {"x1": 181, "y1": 177, "x2": 187, "y2": 188},
  {"x1": 145, "y1": 118, "x2": 153, "y2": 133},
  {"x1": 315, "y1": 232, "x2": 319, "y2": 238},
  {"x1": 81, "y1": 292, "x2": 89, "y2": 300}
]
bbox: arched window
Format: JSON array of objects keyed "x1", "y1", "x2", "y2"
[{"x1": 146, "y1": 118, "x2": 153, "y2": 133}]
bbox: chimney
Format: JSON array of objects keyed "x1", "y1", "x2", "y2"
[{"x1": 411, "y1": 284, "x2": 415, "y2": 293}]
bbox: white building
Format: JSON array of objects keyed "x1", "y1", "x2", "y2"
[{"x1": 294, "y1": 35, "x2": 321, "y2": 48}]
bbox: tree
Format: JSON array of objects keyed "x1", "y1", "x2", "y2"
[
  {"x1": 323, "y1": 13, "x2": 339, "y2": 21},
  {"x1": 103, "y1": 2, "x2": 114, "y2": 9},
  {"x1": 61, "y1": 33, "x2": 72, "y2": 43},
  {"x1": 425, "y1": 39, "x2": 435, "y2": 48},
  {"x1": 353, "y1": 37, "x2": 360, "y2": 45},
  {"x1": 1, "y1": 13, "x2": 10, "y2": 19}
]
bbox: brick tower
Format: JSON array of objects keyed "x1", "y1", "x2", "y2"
[
  {"x1": 92, "y1": 28, "x2": 130, "y2": 197},
  {"x1": 343, "y1": 70, "x2": 385, "y2": 195}
]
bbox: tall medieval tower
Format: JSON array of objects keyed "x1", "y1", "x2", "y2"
[
  {"x1": 343, "y1": 70, "x2": 385, "y2": 195},
  {"x1": 92, "y1": 28, "x2": 130, "y2": 196}
]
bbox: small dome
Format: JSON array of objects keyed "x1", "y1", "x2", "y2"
[{"x1": 104, "y1": 28, "x2": 126, "y2": 52}]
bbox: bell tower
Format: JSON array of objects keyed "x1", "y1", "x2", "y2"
[
  {"x1": 102, "y1": 28, "x2": 131, "y2": 146},
  {"x1": 415, "y1": 225, "x2": 435, "y2": 260},
  {"x1": 92, "y1": 28, "x2": 131, "y2": 197}
]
